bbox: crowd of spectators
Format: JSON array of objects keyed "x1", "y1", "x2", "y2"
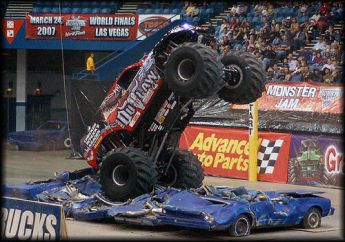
[{"x1": 192, "y1": 0, "x2": 344, "y2": 84}]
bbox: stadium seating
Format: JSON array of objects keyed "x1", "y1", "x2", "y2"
[{"x1": 31, "y1": 1, "x2": 119, "y2": 14}]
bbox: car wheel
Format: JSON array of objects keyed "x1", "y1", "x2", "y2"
[
  {"x1": 302, "y1": 207, "x2": 321, "y2": 229},
  {"x1": 100, "y1": 147, "x2": 157, "y2": 201},
  {"x1": 64, "y1": 137, "x2": 72, "y2": 148},
  {"x1": 229, "y1": 214, "x2": 251, "y2": 237}
]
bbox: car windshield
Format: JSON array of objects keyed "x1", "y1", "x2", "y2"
[{"x1": 37, "y1": 122, "x2": 64, "y2": 130}]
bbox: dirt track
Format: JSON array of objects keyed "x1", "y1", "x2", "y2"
[{"x1": 3, "y1": 149, "x2": 344, "y2": 240}]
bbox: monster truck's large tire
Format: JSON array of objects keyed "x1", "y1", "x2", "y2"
[
  {"x1": 158, "y1": 149, "x2": 204, "y2": 188},
  {"x1": 164, "y1": 42, "x2": 223, "y2": 98},
  {"x1": 320, "y1": 168, "x2": 336, "y2": 186},
  {"x1": 217, "y1": 52, "x2": 266, "y2": 104},
  {"x1": 100, "y1": 147, "x2": 157, "y2": 201},
  {"x1": 288, "y1": 161, "x2": 297, "y2": 184}
]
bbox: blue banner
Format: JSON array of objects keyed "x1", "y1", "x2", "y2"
[{"x1": 1, "y1": 197, "x2": 66, "y2": 240}]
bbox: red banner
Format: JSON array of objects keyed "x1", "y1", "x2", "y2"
[
  {"x1": 231, "y1": 82, "x2": 343, "y2": 114},
  {"x1": 179, "y1": 125, "x2": 291, "y2": 183},
  {"x1": 25, "y1": 14, "x2": 138, "y2": 40}
]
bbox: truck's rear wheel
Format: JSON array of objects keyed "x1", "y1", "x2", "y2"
[
  {"x1": 158, "y1": 149, "x2": 204, "y2": 188},
  {"x1": 164, "y1": 42, "x2": 223, "y2": 98},
  {"x1": 100, "y1": 147, "x2": 157, "y2": 201},
  {"x1": 218, "y1": 52, "x2": 266, "y2": 104}
]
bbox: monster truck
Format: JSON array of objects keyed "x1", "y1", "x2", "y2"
[
  {"x1": 80, "y1": 24, "x2": 266, "y2": 201},
  {"x1": 288, "y1": 139, "x2": 334, "y2": 186}
]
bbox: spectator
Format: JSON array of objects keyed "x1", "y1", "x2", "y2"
[
  {"x1": 311, "y1": 68, "x2": 323, "y2": 82},
  {"x1": 313, "y1": 36, "x2": 328, "y2": 51},
  {"x1": 322, "y1": 58, "x2": 335, "y2": 71},
  {"x1": 86, "y1": 53, "x2": 95, "y2": 74},
  {"x1": 271, "y1": 64, "x2": 284, "y2": 80},
  {"x1": 290, "y1": 60, "x2": 303, "y2": 82},
  {"x1": 299, "y1": 46, "x2": 312, "y2": 64},
  {"x1": 320, "y1": 2, "x2": 331, "y2": 16},
  {"x1": 221, "y1": 34, "x2": 231, "y2": 45},
  {"x1": 219, "y1": 19, "x2": 230, "y2": 36},
  {"x1": 233, "y1": 27, "x2": 244, "y2": 42},
  {"x1": 190, "y1": 2, "x2": 199, "y2": 17},
  {"x1": 324, "y1": 25, "x2": 337, "y2": 44},
  {"x1": 185, "y1": 2, "x2": 199, "y2": 17},
  {"x1": 221, "y1": 45, "x2": 231, "y2": 56},
  {"x1": 185, "y1": 2, "x2": 196, "y2": 16},
  {"x1": 261, "y1": 44, "x2": 277, "y2": 70},
  {"x1": 291, "y1": 25, "x2": 306, "y2": 51},
  {"x1": 332, "y1": 67, "x2": 343, "y2": 83},
  {"x1": 309, "y1": 11, "x2": 321, "y2": 22},
  {"x1": 272, "y1": 33, "x2": 282, "y2": 46},
  {"x1": 290, "y1": 17, "x2": 299, "y2": 35},
  {"x1": 218, "y1": 27, "x2": 231, "y2": 41},
  {"x1": 322, "y1": 67, "x2": 334, "y2": 83},
  {"x1": 282, "y1": 57, "x2": 289, "y2": 67},
  {"x1": 287, "y1": 53, "x2": 298, "y2": 71},
  {"x1": 305, "y1": 19, "x2": 318, "y2": 43},
  {"x1": 282, "y1": 67, "x2": 292, "y2": 81},
  {"x1": 275, "y1": 33, "x2": 290, "y2": 59},
  {"x1": 302, "y1": 66, "x2": 312, "y2": 82},
  {"x1": 203, "y1": 21, "x2": 215, "y2": 34},
  {"x1": 299, "y1": 3, "x2": 308, "y2": 16},
  {"x1": 314, "y1": 51, "x2": 325, "y2": 69}
]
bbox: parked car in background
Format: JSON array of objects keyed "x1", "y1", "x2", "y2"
[{"x1": 7, "y1": 120, "x2": 71, "y2": 150}]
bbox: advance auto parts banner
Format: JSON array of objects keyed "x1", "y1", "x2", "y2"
[
  {"x1": 180, "y1": 125, "x2": 291, "y2": 183},
  {"x1": 26, "y1": 14, "x2": 138, "y2": 40},
  {"x1": 231, "y1": 82, "x2": 343, "y2": 114},
  {"x1": 288, "y1": 134, "x2": 343, "y2": 187}
]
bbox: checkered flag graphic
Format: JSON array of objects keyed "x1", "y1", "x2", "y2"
[{"x1": 257, "y1": 139, "x2": 284, "y2": 174}]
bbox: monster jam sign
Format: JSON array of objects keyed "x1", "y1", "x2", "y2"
[
  {"x1": 1, "y1": 197, "x2": 67, "y2": 240},
  {"x1": 288, "y1": 134, "x2": 343, "y2": 187}
]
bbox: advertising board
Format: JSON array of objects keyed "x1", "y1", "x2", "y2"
[
  {"x1": 231, "y1": 82, "x2": 343, "y2": 114},
  {"x1": 288, "y1": 134, "x2": 343, "y2": 187},
  {"x1": 180, "y1": 125, "x2": 291, "y2": 183}
]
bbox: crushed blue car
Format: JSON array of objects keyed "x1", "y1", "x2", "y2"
[
  {"x1": 2, "y1": 168, "x2": 335, "y2": 237},
  {"x1": 7, "y1": 120, "x2": 71, "y2": 150}
]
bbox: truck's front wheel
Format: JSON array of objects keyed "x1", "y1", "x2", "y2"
[
  {"x1": 100, "y1": 147, "x2": 157, "y2": 201},
  {"x1": 158, "y1": 149, "x2": 204, "y2": 188}
]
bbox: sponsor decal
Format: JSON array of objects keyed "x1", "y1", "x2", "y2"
[
  {"x1": 180, "y1": 126, "x2": 291, "y2": 183},
  {"x1": 83, "y1": 123, "x2": 101, "y2": 151},
  {"x1": 231, "y1": 82, "x2": 343, "y2": 114},
  {"x1": 116, "y1": 68, "x2": 160, "y2": 127}
]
